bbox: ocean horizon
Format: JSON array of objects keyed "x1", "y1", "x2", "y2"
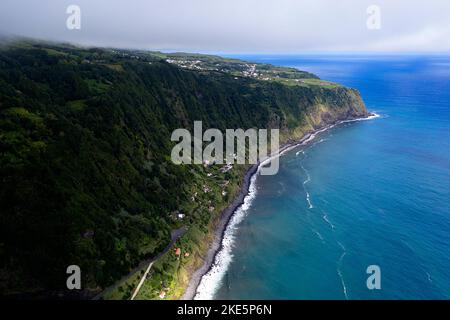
[{"x1": 195, "y1": 54, "x2": 450, "y2": 300}]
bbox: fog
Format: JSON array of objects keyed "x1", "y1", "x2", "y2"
[{"x1": 1, "y1": 0, "x2": 449, "y2": 52}]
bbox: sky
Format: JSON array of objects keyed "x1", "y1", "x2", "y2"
[{"x1": 0, "y1": 0, "x2": 450, "y2": 53}]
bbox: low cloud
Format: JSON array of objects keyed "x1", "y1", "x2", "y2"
[
  {"x1": 364, "y1": 24, "x2": 450, "y2": 52},
  {"x1": 0, "y1": 0, "x2": 449, "y2": 53}
]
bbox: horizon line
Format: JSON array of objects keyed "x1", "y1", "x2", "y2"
[{"x1": 3, "y1": 34, "x2": 450, "y2": 56}]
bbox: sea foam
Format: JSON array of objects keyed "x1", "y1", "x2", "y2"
[
  {"x1": 194, "y1": 113, "x2": 380, "y2": 299},
  {"x1": 194, "y1": 139, "x2": 293, "y2": 299},
  {"x1": 194, "y1": 166, "x2": 259, "y2": 299}
]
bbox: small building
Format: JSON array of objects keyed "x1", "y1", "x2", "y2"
[
  {"x1": 220, "y1": 164, "x2": 233, "y2": 173},
  {"x1": 221, "y1": 180, "x2": 230, "y2": 187},
  {"x1": 159, "y1": 291, "x2": 166, "y2": 299},
  {"x1": 177, "y1": 213, "x2": 185, "y2": 220},
  {"x1": 175, "y1": 248, "x2": 181, "y2": 256},
  {"x1": 83, "y1": 230, "x2": 95, "y2": 239}
]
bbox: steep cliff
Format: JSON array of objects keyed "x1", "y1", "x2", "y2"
[{"x1": 0, "y1": 42, "x2": 368, "y2": 297}]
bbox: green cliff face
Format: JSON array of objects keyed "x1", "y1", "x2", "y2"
[{"x1": 0, "y1": 41, "x2": 368, "y2": 297}]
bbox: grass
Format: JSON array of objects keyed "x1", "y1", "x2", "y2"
[
  {"x1": 44, "y1": 48, "x2": 68, "y2": 56},
  {"x1": 269, "y1": 77, "x2": 340, "y2": 88},
  {"x1": 66, "y1": 99, "x2": 87, "y2": 112},
  {"x1": 103, "y1": 268, "x2": 143, "y2": 300},
  {"x1": 103, "y1": 64, "x2": 124, "y2": 72},
  {"x1": 301, "y1": 78, "x2": 340, "y2": 89},
  {"x1": 99, "y1": 113, "x2": 341, "y2": 301},
  {"x1": 85, "y1": 79, "x2": 111, "y2": 94},
  {"x1": 101, "y1": 163, "x2": 248, "y2": 300}
]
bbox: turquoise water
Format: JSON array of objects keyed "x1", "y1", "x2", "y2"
[{"x1": 201, "y1": 55, "x2": 450, "y2": 299}]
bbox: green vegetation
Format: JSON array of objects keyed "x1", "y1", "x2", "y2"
[{"x1": 0, "y1": 40, "x2": 368, "y2": 298}]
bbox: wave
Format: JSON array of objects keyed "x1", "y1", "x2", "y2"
[
  {"x1": 337, "y1": 252, "x2": 349, "y2": 300},
  {"x1": 193, "y1": 112, "x2": 380, "y2": 299},
  {"x1": 277, "y1": 181, "x2": 286, "y2": 195},
  {"x1": 298, "y1": 113, "x2": 380, "y2": 153},
  {"x1": 343, "y1": 112, "x2": 381, "y2": 122},
  {"x1": 336, "y1": 241, "x2": 349, "y2": 300},
  {"x1": 311, "y1": 138, "x2": 327, "y2": 148},
  {"x1": 426, "y1": 272, "x2": 433, "y2": 283},
  {"x1": 194, "y1": 169, "x2": 258, "y2": 299},
  {"x1": 311, "y1": 228, "x2": 325, "y2": 243},
  {"x1": 322, "y1": 212, "x2": 335, "y2": 230},
  {"x1": 337, "y1": 241, "x2": 346, "y2": 252},
  {"x1": 194, "y1": 127, "x2": 308, "y2": 299},
  {"x1": 300, "y1": 163, "x2": 313, "y2": 209}
]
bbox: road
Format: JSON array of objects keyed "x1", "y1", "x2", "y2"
[
  {"x1": 93, "y1": 226, "x2": 187, "y2": 300},
  {"x1": 130, "y1": 226, "x2": 186, "y2": 300}
]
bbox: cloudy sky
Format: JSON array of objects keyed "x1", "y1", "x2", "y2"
[{"x1": 1, "y1": 0, "x2": 449, "y2": 53}]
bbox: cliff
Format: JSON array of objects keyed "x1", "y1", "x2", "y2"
[{"x1": 0, "y1": 41, "x2": 368, "y2": 297}]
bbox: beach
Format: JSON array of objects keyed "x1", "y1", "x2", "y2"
[{"x1": 182, "y1": 113, "x2": 376, "y2": 300}]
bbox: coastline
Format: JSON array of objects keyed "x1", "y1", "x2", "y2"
[{"x1": 181, "y1": 112, "x2": 378, "y2": 300}]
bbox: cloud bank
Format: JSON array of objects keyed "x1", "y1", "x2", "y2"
[{"x1": 1, "y1": 0, "x2": 449, "y2": 52}]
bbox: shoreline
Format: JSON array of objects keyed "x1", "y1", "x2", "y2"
[{"x1": 181, "y1": 112, "x2": 378, "y2": 300}]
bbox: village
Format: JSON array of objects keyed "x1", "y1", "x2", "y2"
[{"x1": 153, "y1": 152, "x2": 240, "y2": 300}]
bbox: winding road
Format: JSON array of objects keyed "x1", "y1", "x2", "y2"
[{"x1": 93, "y1": 226, "x2": 187, "y2": 300}]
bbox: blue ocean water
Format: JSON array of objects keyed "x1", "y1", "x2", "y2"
[{"x1": 199, "y1": 55, "x2": 450, "y2": 299}]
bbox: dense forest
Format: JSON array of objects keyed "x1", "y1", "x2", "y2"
[{"x1": 0, "y1": 41, "x2": 368, "y2": 297}]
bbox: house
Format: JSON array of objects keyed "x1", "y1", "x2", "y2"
[
  {"x1": 220, "y1": 180, "x2": 230, "y2": 187},
  {"x1": 83, "y1": 230, "x2": 95, "y2": 238},
  {"x1": 219, "y1": 164, "x2": 233, "y2": 173},
  {"x1": 175, "y1": 248, "x2": 181, "y2": 256},
  {"x1": 177, "y1": 213, "x2": 185, "y2": 220}
]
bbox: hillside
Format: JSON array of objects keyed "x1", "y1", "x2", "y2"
[{"x1": 0, "y1": 41, "x2": 369, "y2": 298}]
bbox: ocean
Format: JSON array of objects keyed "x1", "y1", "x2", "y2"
[{"x1": 195, "y1": 54, "x2": 450, "y2": 300}]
